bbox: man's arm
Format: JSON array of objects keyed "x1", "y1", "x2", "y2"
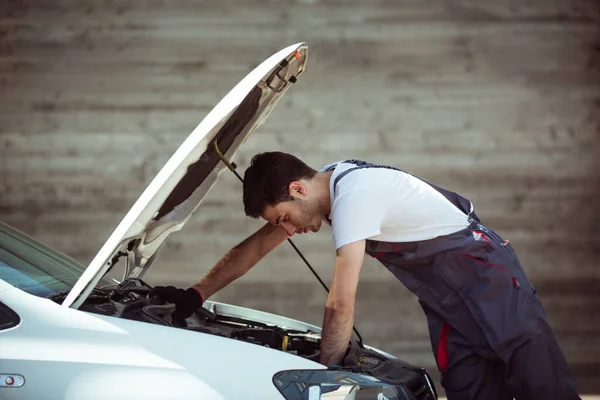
[
  {"x1": 319, "y1": 239, "x2": 366, "y2": 366},
  {"x1": 192, "y1": 222, "x2": 289, "y2": 301}
]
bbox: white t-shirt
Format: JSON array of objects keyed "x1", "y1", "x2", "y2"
[{"x1": 320, "y1": 161, "x2": 470, "y2": 249}]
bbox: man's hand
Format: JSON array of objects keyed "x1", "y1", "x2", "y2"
[
  {"x1": 148, "y1": 286, "x2": 204, "y2": 320},
  {"x1": 319, "y1": 239, "x2": 366, "y2": 366}
]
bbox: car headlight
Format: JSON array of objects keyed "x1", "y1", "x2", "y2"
[{"x1": 272, "y1": 369, "x2": 414, "y2": 400}]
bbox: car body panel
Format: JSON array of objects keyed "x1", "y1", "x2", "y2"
[
  {"x1": 62, "y1": 42, "x2": 309, "y2": 309},
  {"x1": 0, "y1": 283, "x2": 324, "y2": 400}
]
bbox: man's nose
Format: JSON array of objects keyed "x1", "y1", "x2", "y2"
[{"x1": 280, "y1": 221, "x2": 297, "y2": 236}]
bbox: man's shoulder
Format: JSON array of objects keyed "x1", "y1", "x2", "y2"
[
  {"x1": 321, "y1": 159, "x2": 410, "y2": 176},
  {"x1": 319, "y1": 160, "x2": 345, "y2": 173},
  {"x1": 333, "y1": 162, "x2": 410, "y2": 190}
]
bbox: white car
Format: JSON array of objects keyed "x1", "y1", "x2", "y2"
[{"x1": 0, "y1": 42, "x2": 438, "y2": 400}]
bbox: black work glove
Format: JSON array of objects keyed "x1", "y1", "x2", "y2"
[{"x1": 148, "y1": 286, "x2": 204, "y2": 320}]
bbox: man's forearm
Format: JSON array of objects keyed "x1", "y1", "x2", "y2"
[
  {"x1": 318, "y1": 240, "x2": 365, "y2": 366},
  {"x1": 319, "y1": 305, "x2": 355, "y2": 366},
  {"x1": 192, "y1": 223, "x2": 287, "y2": 301},
  {"x1": 191, "y1": 247, "x2": 248, "y2": 301}
]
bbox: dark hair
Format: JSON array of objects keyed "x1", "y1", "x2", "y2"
[{"x1": 243, "y1": 152, "x2": 317, "y2": 218}]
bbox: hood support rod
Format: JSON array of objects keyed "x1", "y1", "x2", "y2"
[{"x1": 212, "y1": 140, "x2": 363, "y2": 345}]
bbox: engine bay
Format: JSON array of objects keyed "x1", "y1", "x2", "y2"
[
  {"x1": 64, "y1": 278, "x2": 323, "y2": 361},
  {"x1": 49, "y1": 278, "x2": 436, "y2": 400}
]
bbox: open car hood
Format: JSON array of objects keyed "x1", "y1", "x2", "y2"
[{"x1": 62, "y1": 42, "x2": 309, "y2": 309}]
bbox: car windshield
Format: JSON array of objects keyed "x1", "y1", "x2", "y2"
[{"x1": 0, "y1": 221, "x2": 111, "y2": 298}]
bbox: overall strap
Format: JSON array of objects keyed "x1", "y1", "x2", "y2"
[{"x1": 330, "y1": 159, "x2": 480, "y2": 222}]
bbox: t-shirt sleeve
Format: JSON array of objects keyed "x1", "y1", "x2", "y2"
[{"x1": 330, "y1": 189, "x2": 385, "y2": 250}]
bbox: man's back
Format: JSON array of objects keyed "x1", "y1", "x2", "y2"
[{"x1": 321, "y1": 161, "x2": 470, "y2": 249}]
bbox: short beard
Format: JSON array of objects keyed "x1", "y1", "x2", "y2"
[{"x1": 297, "y1": 197, "x2": 321, "y2": 225}]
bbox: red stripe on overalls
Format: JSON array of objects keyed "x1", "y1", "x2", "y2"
[
  {"x1": 372, "y1": 243, "x2": 399, "y2": 259},
  {"x1": 458, "y1": 254, "x2": 511, "y2": 273},
  {"x1": 458, "y1": 255, "x2": 520, "y2": 288},
  {"x1": 437, "y1": 321, "x2": 450, "y2": 371},
  {"x1": 473, "y1": 230, "x2": 490, "y2": 242}
]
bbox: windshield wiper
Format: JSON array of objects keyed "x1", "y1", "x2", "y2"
[
  {"x1": 47, "y1": 288, "x2": 109, "y2": 304},
  {"x1": 48, "y1": 276, "x2": 154, "y2": 303},
  {"x1": 213, "y1": 140, "x2": 363, "y2": 344},
  {"x1": 46, "y1": 290, "x2": 69, "y2": 302}
]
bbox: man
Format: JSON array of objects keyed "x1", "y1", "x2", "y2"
[{"x1": 150, "y1": 152, "x2": 580, "y2": 400}]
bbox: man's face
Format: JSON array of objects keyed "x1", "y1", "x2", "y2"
[{"x1": 261, "y1": 182, "x2": 324, "y2": 237}]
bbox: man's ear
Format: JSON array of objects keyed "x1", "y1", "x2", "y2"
[{"x1": 288, "y1": 181, "x2": 307, "y2": 198}]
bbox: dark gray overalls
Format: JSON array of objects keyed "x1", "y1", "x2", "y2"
[{"x1": 331, "y1": 160, "x2": 581, "y2": 400}]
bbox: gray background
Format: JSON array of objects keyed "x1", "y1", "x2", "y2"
[{"x1": 1, "y1": 0, "x2": 599, "y2": 394}]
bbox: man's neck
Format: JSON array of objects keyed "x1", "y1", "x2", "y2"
[{"x1": 314, "y1": 170, "x2": 334, "y2": 218}]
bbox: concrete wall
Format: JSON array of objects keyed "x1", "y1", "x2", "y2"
[{"x1": 1, "y1": 0, "x2": 599, "y2": 393}]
